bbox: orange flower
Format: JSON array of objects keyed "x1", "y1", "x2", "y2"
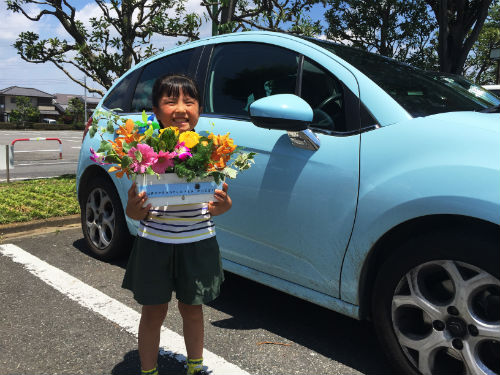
[
  {"x1": 116, "y1": 118, "x2": 144, "y2": 144},
  {"x1": 208, "y1": 133, "x2": 237, "y2": 170},
  {"x1": 108, "y1": 165, "x2": 129, "y2": 178},
  {"x1": 108, "y1": 137, "x2": 126, "y2": 157}
]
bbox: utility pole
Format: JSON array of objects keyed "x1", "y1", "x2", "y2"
[{"x1": 84, "y1": 76, "x2": 88, "y2": 123}]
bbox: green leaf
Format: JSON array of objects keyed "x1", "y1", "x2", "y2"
[
  {"x1": 145, "y1": 125, "x2": 154, "y2": 138},
  {"x1": 106, "y1": 122, "x2": 115, "y2": 133},
  {"x1": 134, "y1": 150, "x2": 142, "y2": 162},
  {"x1": 121, "y1": 156, "x2": 132, "y2": 168},
  {"x1": 142, "y1": 110, "x2": 148, "y2": 123},
  {"x1": 222, "y1": 167, "x2": 238, "y2": 179},
  {"x1": 98, "y1": 140, "x2": 112, "y2": 153},
  {"x1": 89, "y1": 126, "x2": 97, "y2": 138}
]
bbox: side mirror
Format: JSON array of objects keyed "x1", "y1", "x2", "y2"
[{"x1": 249, "y1": 94, "x2": 313, "y2": 131}]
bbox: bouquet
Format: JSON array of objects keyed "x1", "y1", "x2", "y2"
[{"x1": 88, "y1": 109, "x2": 255, "y2": 184}]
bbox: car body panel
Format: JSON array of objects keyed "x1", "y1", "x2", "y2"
[{"x1": 341, "y1": 112, "x2": 500, "y2": 304}]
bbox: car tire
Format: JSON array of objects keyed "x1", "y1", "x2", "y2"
[
  {"x1": 372, "y1": 230, "x2": 500, "y2": 375},
  {"x1": 80, "y1": 175, "x2": 132, "y2": 260}
]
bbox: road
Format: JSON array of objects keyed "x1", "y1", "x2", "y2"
[
  {"x1": 0, "y1": 130, "x2": 83, "y2": 182},
  {"x1": 0, "y1": 226, "x2": 394, "y2": 375}
]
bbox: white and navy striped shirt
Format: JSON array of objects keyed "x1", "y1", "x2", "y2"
[{"x1": 137, "y1": 203, "x2": 215, "y2": 244}]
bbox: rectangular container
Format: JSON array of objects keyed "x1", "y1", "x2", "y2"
[{"x1": 136, "y1": 173, "x2": 219, "y2": 206}]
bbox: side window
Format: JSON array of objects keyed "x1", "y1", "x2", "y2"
[
  {"x1": 206, "y1": 43, "x2": 298, "y2": 117},
  {"x1": 131, "y1": 49, "x2": 197, "y2": 112},
  {"x1": 102, "y1": 69, "x2": 140, "y2": 113},
  {"x1": 301, "y1": 59, "x2": 346, "y2": 132}
]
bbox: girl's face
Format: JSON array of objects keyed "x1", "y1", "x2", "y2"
[{"x1": 153, "y1": 90, "x2": 201, "y2": 133}]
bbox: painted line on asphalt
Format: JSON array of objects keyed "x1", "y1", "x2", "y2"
[
  {"x1": 0, "y1": 176, "x2": 64, "y2": 182},
  {"x1": 15, "y1": 161, "x2": 77, "y2": 166},
  {"x1": 0, "y1": 244, "x2": 250, "y2": 375}
]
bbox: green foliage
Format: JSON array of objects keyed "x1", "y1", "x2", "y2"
[
  {"x1": 325, "y1": 0, "x2": 437, "y2": 69},
  {"x1": 464, "y1": 3, "x2": 500, "y2": 84},
  {"x1": 65, "y1": 97, "x2": 85, "y2": 125},
  {"x1": 0, "y1": 175, "x2": 79, "y2": 224},
  {"x1": 10, "y1": 96, "x2": 40, "y2": 123},
  {"x1": 7, "y1": 0, "x2": 202, "y2": 96},
  {"x1": 202, "y1": 0, "x2": 323, "y2": 36}
]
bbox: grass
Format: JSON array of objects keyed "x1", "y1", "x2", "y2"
[{"x1": 0, "y1": 174, "x2": 80, "y2": 225}]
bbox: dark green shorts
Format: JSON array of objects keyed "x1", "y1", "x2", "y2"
[{"x1": 122, "y1": 236, "x2": 224, "y2": 306}]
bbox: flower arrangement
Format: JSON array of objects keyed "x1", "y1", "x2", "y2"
[{"x1": 88, "y1": 109, "x2": 255, "y2": 184}]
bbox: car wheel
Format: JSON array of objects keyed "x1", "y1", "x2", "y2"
[
  {"x1": 372, "y1": 231, "x2": 500, "y2": 375},
  {"x1": 80, "y1": 175, "x2": 131, "y2": 260}
]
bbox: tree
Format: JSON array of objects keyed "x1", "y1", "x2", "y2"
[
  {"x1": 65, "y1": 97, "x2": 85, "y2": 125},
  {"x1": 7, "y1": 0, "x2": 202, "y2": 96},
  {"x1": 464, "y1": 3, "x2": 500, "y2": 83},
  {"x1": 202, "y1": 0, "x2": 324, "y2": 36},
  {"x1": 10, "y1": 96, "x2": 40, "y2": 124},
  {"x1": 425, "y1": 0, "x2": 495, "y2": 74},
  {"x1": 324, "y1": 0, "x2": 437, "y2": 69}
]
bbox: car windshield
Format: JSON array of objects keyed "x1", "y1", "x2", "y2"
[{"x1": 302, "y1": 37, "x2": 497, "y2": 117}]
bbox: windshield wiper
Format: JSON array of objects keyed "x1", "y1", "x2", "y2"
[{"x1": 479, "y1": 104, "x2": 500, "y2": 113}]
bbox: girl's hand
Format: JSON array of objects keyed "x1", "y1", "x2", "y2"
[
  {"x1": 208, "y1": 182, "x2": 232, "y2": 216},
  {"x1": 125, "y1": 182, "x2": 152, "y2": 220}
]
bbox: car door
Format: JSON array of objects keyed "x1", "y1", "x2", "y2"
[{"x1": 195, "y1": 41, "x2": 360, "y2": 298}]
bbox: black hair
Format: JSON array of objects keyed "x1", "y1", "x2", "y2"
[{"x1": 152, "y1": 74, "x2": 201, "y2": 108}]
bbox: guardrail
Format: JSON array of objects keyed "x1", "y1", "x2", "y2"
[{"x1": 11, "y1": 137, "x2": 63, "y2": 159}]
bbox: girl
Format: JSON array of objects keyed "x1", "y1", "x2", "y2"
[{"x1": 123, "y1": 74, "x2": 232, "y2": 375}]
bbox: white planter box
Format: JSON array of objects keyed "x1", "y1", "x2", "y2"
[{"x1": 136, "y1": 173, "x2": 219, "y2": 206}]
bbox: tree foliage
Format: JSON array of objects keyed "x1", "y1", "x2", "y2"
[
  {"x1": 10, "y1": 96, "x2": 40, "y2": 124},
  {"x1": 7, "y1": 0, "x2": 202, "y2": 96},
  {"x1": 65, "y1": 97, "x2": 85, "y2": 124},
  {"x1": 464, "y1": 3, "x2": 500, "y2": 83},
  {"x1": 324, "y1": 0, "x2": 438, "y2": 69},
  {"x1": 201, "y1": 0, "x2": 324, "y2": 36},
  {"x1": 425, "y1": 0, "x2": 495, "y2": 74}
]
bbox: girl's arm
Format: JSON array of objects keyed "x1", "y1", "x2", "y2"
[{"x1": 208, "y1": 182, "x2": 232, "y2": 216}]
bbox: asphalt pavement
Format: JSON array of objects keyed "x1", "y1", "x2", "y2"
[
  {"x1": 0, "y1": 130, "x2": 82, "y2": 182},
  {"x1": 0, "y1": 221, "x2": 395, "y2": 375}
]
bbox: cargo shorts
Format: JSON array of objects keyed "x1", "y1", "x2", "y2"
[{"x1": 122, "y1": 235, "x2": 224, "y2": 306}]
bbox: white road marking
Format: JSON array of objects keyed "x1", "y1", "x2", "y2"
[
  {"x1": 0, "y1": 244, "x2": 249, "y2": 375},
  {"x1": 72, "y1": 147, "x2": 81, "y2": 149},
  {"x1": 14, "y1": 149, "x2": 60, "y2": 153},
  {"x1": 15, "y1": 161, "x2": 77, "y2": 166}
]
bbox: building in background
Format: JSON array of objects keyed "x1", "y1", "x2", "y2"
[{"x1": 0, "y1": 86, "x2": 58, "y2": 122}]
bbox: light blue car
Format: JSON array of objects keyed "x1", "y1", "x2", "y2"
[{"x1": 76, "y1": 31, "x2": 500, "y2": 375}]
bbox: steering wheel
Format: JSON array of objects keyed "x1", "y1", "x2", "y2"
[{"x1": 318, "y1": 93, "x2": 342, "y2": 110}]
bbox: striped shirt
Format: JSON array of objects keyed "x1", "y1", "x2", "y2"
[{"x1": 137, "y1": 203, "x2": 215, "y2": 244}]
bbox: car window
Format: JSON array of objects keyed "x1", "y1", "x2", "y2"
[
  {"x1": 131, "y1": 49, "x2": 198, "y2": 113},
  {"x1": 301, "y1": 58, "x2": 347, "y2": 132},
  {"x1": 205, "y1": 42, "x2": 299, "y2": 118},
  {"x1": 102, "y1": 69, "x2": 141, "y2": 113}
]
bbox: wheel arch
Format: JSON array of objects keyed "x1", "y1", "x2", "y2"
[
  {"x1": 77, "y1": 165, "x2": 118, "y2": 206},
  {"x1": 357, "y1": 214, "x2": 500, "y2": 320}
]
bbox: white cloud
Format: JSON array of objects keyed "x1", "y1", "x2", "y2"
[{"x1": 0, "y1": 1, "x2": 45, "y2": 40}]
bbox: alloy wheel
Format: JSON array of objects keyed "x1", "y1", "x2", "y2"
[
  {"x1": 391, "y1": 260, "x2": 500, "y2": 375},
  {"x1": 85, "y1": 187, "x2": 115, "y2": 250}
]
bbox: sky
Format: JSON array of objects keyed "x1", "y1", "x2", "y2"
[{"x1": 0, "y1": 0, "x2": 328, "y2": 97}]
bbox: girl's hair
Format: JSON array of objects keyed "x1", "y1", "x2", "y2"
[{"x1": 152, "y1": 74, "x2": 201, "y2": 108}]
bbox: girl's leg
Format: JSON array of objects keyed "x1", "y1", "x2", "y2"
[
  {"x1": 177, "y1": 301, "x2": 204, "y2": 359},
  {"x1": 139, "y1": 303, "x2": 169, "y2": 371}
]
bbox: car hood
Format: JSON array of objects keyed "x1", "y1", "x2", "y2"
[{"x1": 422, "y1": 111, "x2": 499, "y2": 134}]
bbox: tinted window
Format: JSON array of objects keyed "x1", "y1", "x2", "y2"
[
  {"x1": 131, "y1": 49, "x2": 197, "y2": 112},
  {"x1": 206, "y1": 43, "x2": 298, "y2": 117},
  {"x1": 102, "y1": 69, "x2": 140, "y2": 112},
  {"x1": 301, "y1": 58, "x2": 346, "y2": 132},
  {"x1": 301, "y1": 37, "x2": 494, "y2": 116}
]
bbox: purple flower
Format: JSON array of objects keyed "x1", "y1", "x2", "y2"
[
  {"x1": 128, "y1": 143, "x2": 157, "y2": 174},
  {"x1": 152, "y1": 150, "x2": 176, "y2": 174},
  {"x1": 89, "y1": 147, "x2": 109, "y2": 165},
  {"x1": 174, "y1": 142, "x2": 192, "y2": 160}
]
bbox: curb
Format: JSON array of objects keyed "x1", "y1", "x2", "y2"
[{"x1": 0, "y1": 214, "x2": 81, "y2": 235}]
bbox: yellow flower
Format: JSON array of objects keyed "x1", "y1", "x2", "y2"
[{"x1": 179, "y1": 131, "x2": 201, "y2": 149}]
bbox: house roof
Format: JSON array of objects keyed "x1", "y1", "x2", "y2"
[
  {"x1": 53, "y1": 93, "x2": 101, "y2": 111},
  {"x1": 0, "y1": 86, "x2": 54, "y2": 98}
]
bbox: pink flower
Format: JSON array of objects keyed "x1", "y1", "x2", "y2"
[
  {"x1": 89, "y1": 147, "x2": 109, "y2": 165},
  {"x1": 174, "y1": 142, "x2": 192, "y2": 160},
  {"x1": 152, "y1": 150, "x2": 176, "y2": 174},
  {"x1": 128, "y1": 143, "x2": 157, "y2": 174}
]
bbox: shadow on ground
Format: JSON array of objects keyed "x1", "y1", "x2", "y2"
[{"x1": 111, "y1": 349, "x2": 187, "y2": 375}]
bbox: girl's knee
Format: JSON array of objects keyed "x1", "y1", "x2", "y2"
[
  {"x1": 141, "y1": 303, "x2": 168, "y2": 324},
  {"x1": 177, "y1": 301, "x2": 202, "y2": 320}
]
